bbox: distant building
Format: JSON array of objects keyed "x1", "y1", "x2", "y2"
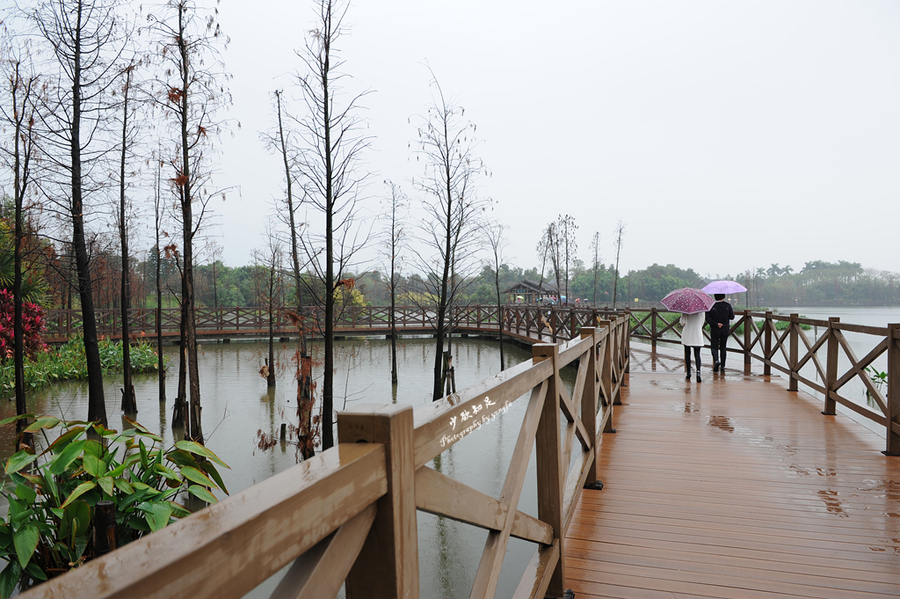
[{"x1": 501, "y1": 280, "x2": 560, "y2": 304}]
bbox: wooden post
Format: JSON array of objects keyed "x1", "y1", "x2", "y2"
[
  {"x1": 93, "y1": 500, "x2": 116, "y2": 557},
  {"x1": 337, "y1": 404, "x2": 419, "y2": 599},
  {"x1": 569, "y1": 309, "x2": 577, "y2": 341},
  {"x1": 597, "y1": 320, "x2": 614, "y2": 431},
  {"x1": 580, "y1": 327, "x2": 599, "y2": 483},
  {"x1": 885, "y1": 324, "x2": 900, "y2": 456},
  {"x1": 531, "y1": 343, "x2": 565, "y2": 597},
  {"x1": 788, "y1": 314, "x2": 799, "y2": 392},
  {"x1": 623, "y1": 311, "x2": 631, "y2": 375},
  {"x1": 763, "y1": 311, "x2": 773, "y2": 377},
  {"x1": 824, "y1": 317, "x2": 839, "y2": 416},
  {"x1": 743, "y1": 310, "x2": 752, "y2": 375},
  {"x1": 651, "y1": 308, "x2": 657, "y2": 353}
]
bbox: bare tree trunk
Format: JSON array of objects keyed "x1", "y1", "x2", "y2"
[
  {"x1": 154, "y1": 153, "x2": 166, "y2": 404},
  {"x1": 118, "y1": 65, "x2": 136, "y2": 415}
]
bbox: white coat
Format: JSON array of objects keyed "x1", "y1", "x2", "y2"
[{"x1": 679, "y1": 312, "x2": 705, "y2": 347}]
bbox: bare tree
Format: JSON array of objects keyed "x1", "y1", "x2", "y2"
[
  {"x1": 557, "y1": 214, "x2": 577, "y2": 304},
  {"x1": 537, "y1": 221, "x2": 560, "y2": 301},
  {"x1": 262, "y1": 89, "x2": 307, "y2": 344},
  {"x1": 612, "y1": 219, "x2": 626, "y2": 309},
  {"x1": 147, "y1": 0, "x2": 231, "y2": 443},
  {"x1": 31, "y1": 0, "x2": 128, "y2": 427},
  {"x1": 152, "y1": 148, "x2": 166, "y2": 404},
  {"x1": 589, "y1": 230, "x2": 601, "y2": 304},
  {"x1": 114, "y1": 58, "x2": 141, "y2": 415},
  {"x1": 380, "y1": 180, "x2": 407, "y2": 384},
  {"x1": 0, "y1": 31, "x2": 40, "y2": 442},
  {"x1": 412, "y1": 73, "x2": 490, "y2": 401},
  {"x1": 483, "y1": 222, "x2": 509, "y2": 370},
  {"x1": 252, "y1": 226, "x2": 283, "y2": 389},
  {"x1": 292, "y1": 0, "x2": 370, "y2": 449}
]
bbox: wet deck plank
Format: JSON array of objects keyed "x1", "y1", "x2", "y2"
[{"x1": 565, "y1": 349, "x2": 900, "y2": 599}]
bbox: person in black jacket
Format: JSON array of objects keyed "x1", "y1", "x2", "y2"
[{"x1": 705, "y1": 294, "x2": 735, "y2": 374}]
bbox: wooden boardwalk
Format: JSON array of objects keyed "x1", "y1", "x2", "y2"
[{"x1": 565, "y1": 348, "x2": 900, "y2": 599}]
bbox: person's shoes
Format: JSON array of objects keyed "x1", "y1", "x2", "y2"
[
  {"x1": 713, "y1": 363, "x2": 720, "y2": 373},
  {"x1": 696, "y1": 375, "x2": 702, "y2": 383},
  {"x1": 685, "y1": 373, "x2": 691, "y2": 380}
]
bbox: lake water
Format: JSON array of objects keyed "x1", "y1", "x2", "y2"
[{"x1": 0, "y1": 335, "x2": 575, "y2": 599}]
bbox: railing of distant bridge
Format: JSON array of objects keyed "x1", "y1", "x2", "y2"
[
  {"x1": 629, "y1": 307, "x2": 900, "y2": 455},
  {"x1": 22, "y1": 312, "x2": 630, "y2": 599},
  {"x1": 43, "y1": 304, "x2": 626, "y2": 342}
]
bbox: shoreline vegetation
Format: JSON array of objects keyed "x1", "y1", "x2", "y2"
[{"x1": 0, "y1": 336, "x2": 163, "y2": 399}]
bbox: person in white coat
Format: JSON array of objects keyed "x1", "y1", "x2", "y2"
[{"x1": 680, "y1": 312, "x2": 705, "y2": 382}]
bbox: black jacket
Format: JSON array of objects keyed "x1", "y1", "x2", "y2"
[{"x1": 706, "y1": 301, "x2": 735, "y2": 328}]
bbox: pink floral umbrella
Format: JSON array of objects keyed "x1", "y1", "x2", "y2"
[{"x1": 661, "y1": 288, "x2": 715, "y2": 314}]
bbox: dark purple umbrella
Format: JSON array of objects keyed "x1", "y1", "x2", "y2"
[
  {"x1": 661, "y1": 288, "x2": 715, "y2": 314},
  {"x1": 702, "y1": 280, "x2": 748, "y2": 295}
]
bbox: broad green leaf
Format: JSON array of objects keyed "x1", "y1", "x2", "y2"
[
  {"x1": 98, "y1": 476, "x2": 114, "y2": 497},
  {"x1": 50, "y1": 508, "x2": 65, "y2": 520},
  {"x1": 5, "y1": 451, "x2": 37, "y2": 475},
  {"x1": 60, "y1": 481, "x2": 97, "y2": 509},
  {"x1": 82, "y1": 439, "x2": 103, "y2": 459},
  {"x1": 14, "y1": 484, "x2": 36, "y2": 505},
  {"x1": 174, "y1": 441, "x2": 229, "y2": 468},
  {"x1": 66, "y1": 501, "x2": 91, "y2": 546},
  {"x1": 178, "y1": 466, "x2": 216, "y2": 488},
  {"x1": 123, "y1": 416, "x2": 150, "y2": 433},
  {"x1": 82, "y1": 453, "x2": 103, "y2": 478},
  {"x1": 165, "y1": 450, "x2": 199, "y2": 470},
  {"x1": 13, "y1": 524, "x2": 39, "y2": 568},
  {"x1": 0, "y1": 561, "x2": 21, "y2": 599},
  {"x1": 42, "y1": 470, "x2": 59, "y2": 502},
  {"x1": 139, "y1": 440, "x2": 149, "y2": 470},
  {"x1": 0, "y1": 414, "x2": 32, "y2": 427},
  {"x1": 106, "y1": 462, "x2": 127, "y2": 478},
  {"x1": 24, "y1": 560, "x2": 47, "y2": 582},
  {"x1": 138, "y1": 502, "x2": 173, "y2": 532},
  {"x1": 91, "y1": 423, "x2": 117, "y2": 438},
  {"x1": 153, "y1": 463, "x2": 181, "y2": 482},
  {"x1": 167, "y1": 501, "x2": 192, "y2": 518},
  {"x1": 47, "y1": 427, "x2": 86, "y2": 454},
  {"x1": 16, "y1": 472, "x2": 41, "y2": 487},
  {"x1": 114, "y1": 478, "x2": 134, "y2": 494},
  {"x1": 48, "y1": 440, "x2": 86, "y2": 476},
  {"x1": 187, "y1": 485, "x2": 218, "y2": 504},
  {"x1": 22, "y1": 415, "x2": 59, "y2": 433},
  {"x1": 118, "y1": 489, "x2": 148, "y2": 512},
  {"x1": 201, "y1": 462, "x2": 229, "y2": 495}
]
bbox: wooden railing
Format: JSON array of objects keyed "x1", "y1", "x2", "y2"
[
  {"x1": 22, "y1": 313, "x2": 630, "y2": 599},
  {"x1": 630, "y1": 307, "x2": 900, "y2": 455},
  {"x1": 43, "y1": 304, "x2": 625, "y2": 341}
]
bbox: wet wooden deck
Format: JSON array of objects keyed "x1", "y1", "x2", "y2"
[{"x1": 565, "y1": 348, "x2": 900, "y2": 598}]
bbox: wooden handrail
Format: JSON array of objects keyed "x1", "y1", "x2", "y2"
[{"x1": 23, "y1": 310, "x2": 631, "y2": 598}]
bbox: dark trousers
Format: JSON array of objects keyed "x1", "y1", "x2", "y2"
[
  {"x1": 710, "y1": 327, "x2": 729, "y2": 368},
  {"x1": 684, "y1": 345, "x2": 701, "y2": 374}
]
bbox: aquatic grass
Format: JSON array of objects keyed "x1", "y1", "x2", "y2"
[{"x1": 0, "y1": 337, "x2": 165, "y2": 398}]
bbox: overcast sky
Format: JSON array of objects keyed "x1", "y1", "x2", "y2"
[{"x1": 208, "y1": 0, "x2": 900, "y2": 279}]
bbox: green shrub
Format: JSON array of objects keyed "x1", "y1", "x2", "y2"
[
  {"x1": 0, "y1": 336, "x2": 165, "y2": 398},
  {"x1": 0, "y1": 415, "x2": 228, "y2": 596}
]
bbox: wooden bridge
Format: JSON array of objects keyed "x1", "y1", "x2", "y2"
[{"x1": 22, "y1": 306, "x2": 900, "y2": 598}]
